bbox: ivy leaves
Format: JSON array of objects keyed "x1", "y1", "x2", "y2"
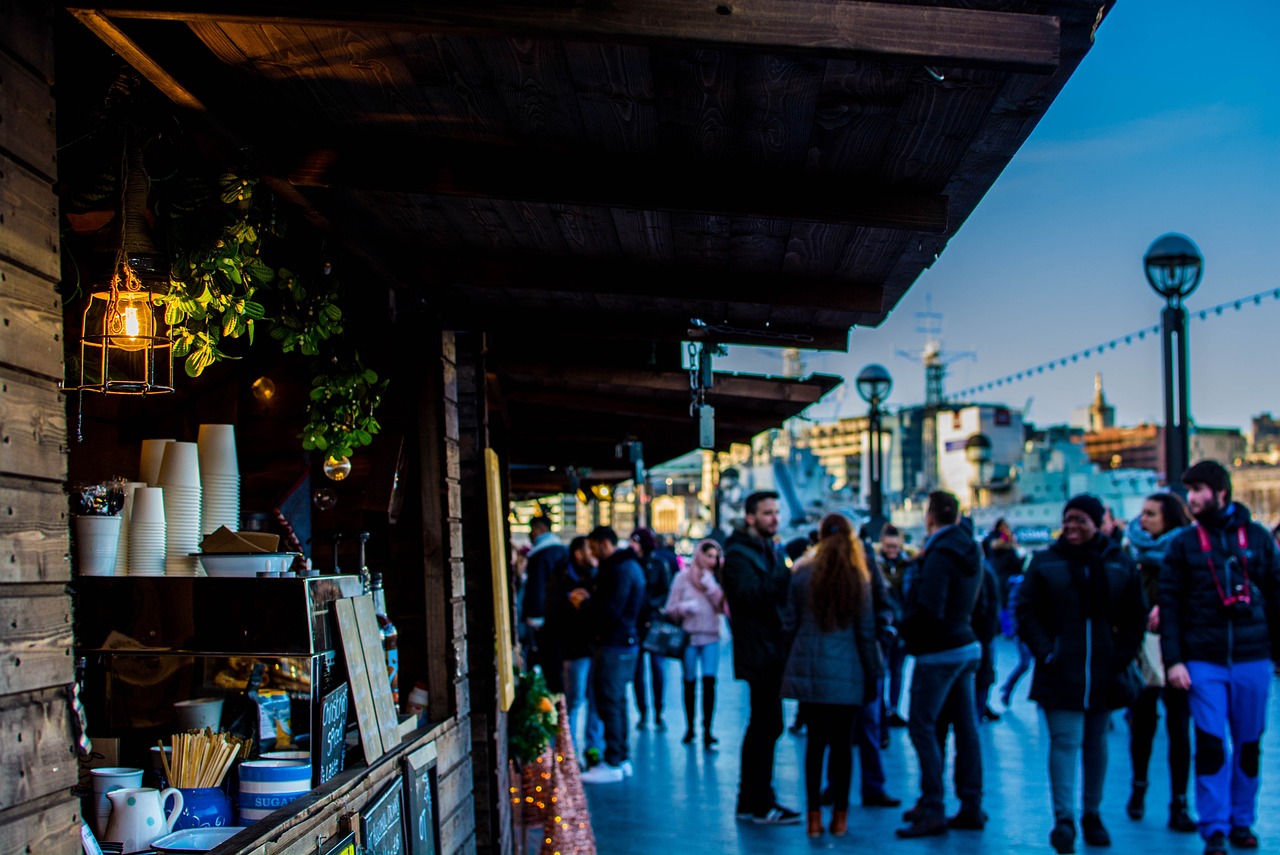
[
  {"x1": 158, "y1": 172, "x2": 271, "y2": 377},
  {"x1": 269, "y1": 268, "x2": 344, "y2": 356},
  {"x1": 301, "y1": 356, "x2": 387, "y2": 461}
]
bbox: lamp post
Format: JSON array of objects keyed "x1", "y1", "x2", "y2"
[
  {"x1": 1144, "y1": 234, "x2": 1203, "y2": 491},
  {"x1": 856, "y1": 364, "x2": 893, "y2": 537}
]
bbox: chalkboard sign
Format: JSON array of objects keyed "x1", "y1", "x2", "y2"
[
  {"x1": 404, "y1": 745, "x2": 440, "y2": 855},
  {"x1": 314, "y1": 681, "x2": 350, "y2": 786},
  {"x1": 362, "y1": 776, "x2": 406, "y2": 855},
  {"x1": 321, "y1": 830, "x2": 357, "y2": 855}
]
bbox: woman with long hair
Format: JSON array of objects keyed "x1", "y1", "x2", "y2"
[
  {"x1": 664, "y1": 539, "x2": 727, "y2": 748},
  {"x1": 781, "y1": 513, "x2": 882, "y2": 838},
  {"x1": 1123, "y1": 492, "x2": 1196, "y2": 831}
]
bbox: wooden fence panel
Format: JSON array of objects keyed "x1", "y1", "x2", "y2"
[
  {"x1": 0, "y1": 51, "x2": 56, "y2": 178},
  {"x1": 0, "y1": 790, "x2": 80, "y2": 855},
  {"x1": 0, "y1": 585, "x2": 73, "y2": 696},
  {"x1": 0, "y1": 687, "x2": 77, "y2": 807},
  {"x1": 0, "y1": 476, "x2": 69, "y2": 584},
  {"x1": 0, "y1": 261, "x2": 63, "y2": 380},
  {"x1": 0, "y1": 153, "x2": 60, "y2": 279},
  {"x1": 0, "y1": 366, "x2": 66, "y2": 482}
]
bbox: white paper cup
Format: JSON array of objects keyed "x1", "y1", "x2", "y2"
[
  {"x1": 73, "y1": 515, "x2": 122, "y2": 576},
  {"x1": 158, "y1": 442, "x2": 201, "y2": 488},
  {"x1": 130, "y1": 487, "x2": 166, "y2": 524},
  {"x1": 197, "y1": 424, "x2": 239, "y2": 476},
  {"x1": 140, "y1": 439, "x2": 176, "y2": 486},
  {"x1": 89, "y1": 766, "x2": 144, "y2": 837},
  {"x1": 173, "y1": 697, "x2": 224, "y2": 731}
]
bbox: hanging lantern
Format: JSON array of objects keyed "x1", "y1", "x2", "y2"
[
  {"x1": 71, "y1": 256, "x2": 173, "y2": 395},
  {"x1": 66, "y1": 138, "x2": 173, "y2": 396}
]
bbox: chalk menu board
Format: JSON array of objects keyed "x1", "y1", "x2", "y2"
[
  {"x1": 362, "y1": 775, "x2": 406, "y2": 855},
  {"x1": 404, "y1": 745, "x2": 440, "y2": 855},
  {"x1": 314, "y1": 681, "x2": 349, "y2": 786}
]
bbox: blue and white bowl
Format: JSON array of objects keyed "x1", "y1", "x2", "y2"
[{"x1": 237, "y1": 760, "x2": 310, "y2": 823}]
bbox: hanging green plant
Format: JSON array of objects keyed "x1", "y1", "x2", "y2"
[
  {"x1": 269, "y1": 265, "x2": 344, "y2": 357},
  {"x1": 301, "y1": 352, "x2": 387, "y2": 462},
  {"x1": 155, "y1": 172, "x2": 270, "y2": 376}
]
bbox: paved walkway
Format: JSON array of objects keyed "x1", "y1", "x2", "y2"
[{"x1": 583, "y1": 639, "x2": 1280, "y2": 854}]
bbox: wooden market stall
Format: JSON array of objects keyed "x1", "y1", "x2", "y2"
[{"x1": 0, "y1": 0, "x2": 1116, "y2": 852}]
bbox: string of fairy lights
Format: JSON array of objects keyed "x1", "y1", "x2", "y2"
[{"x1": 950, "y1": 286, "x2": 1280, "y2": 400}]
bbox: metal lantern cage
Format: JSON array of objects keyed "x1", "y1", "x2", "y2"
[{"x1": 70, "y1": 252, "x2": 174, "y2": 395}]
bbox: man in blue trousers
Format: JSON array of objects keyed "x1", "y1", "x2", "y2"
[{"x1": 1161, "y1": 461, "x2": 1280, "y2": 855}]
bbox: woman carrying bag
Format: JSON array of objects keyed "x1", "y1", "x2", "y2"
[
  {"x1": 1123, "y1": 492, "x2": 1196, "y2": 831},
  {"x1": 780, "y1": 514, "x2": 882, "y2": 839},
  {"x1": 1018, "y1": 495, "x2": 1148, "y2": 854},
  {"x1": 664, "y1": 539, "x2": 728, "y2": 748}
]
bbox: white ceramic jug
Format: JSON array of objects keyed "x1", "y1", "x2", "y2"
[{"x1": 104, "y1": 786, "x2": 183, "y2": 852}]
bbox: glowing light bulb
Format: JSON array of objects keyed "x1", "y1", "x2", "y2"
[
  {"x1": 105, "y1": 291, "x2": 155, "y2": 352},
  {"x1": 251, "y1": 376, "x2": 276, "y2": 403}
]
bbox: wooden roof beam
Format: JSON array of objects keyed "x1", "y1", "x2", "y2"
[
  {"x1": 292, "y1": 141, "x2": 949, "y2": 234},
  {"x1": 491, "y1": 366, "x2": 839, "y2": 405},
  {"x1": 88, "y1": 0, "x2": 1060, "y2": 72},
  {"x1": 427, "y1": 254, "x2": 883, "y2": 314}
]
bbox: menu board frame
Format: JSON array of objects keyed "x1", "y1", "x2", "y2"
[{"x1": 362, "y1": 775, "x2": 406, "y2": 855}]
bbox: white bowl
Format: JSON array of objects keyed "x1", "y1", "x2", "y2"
[{"x1": 195, "y1": 553, "x2": 299, "y2": 577}]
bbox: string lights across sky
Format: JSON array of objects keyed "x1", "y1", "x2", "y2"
[{"x1": 951, "y1": 286, "x2": 1280, "y2": 400}]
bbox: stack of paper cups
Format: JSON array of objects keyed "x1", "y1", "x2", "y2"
[
  {"x1": 112, "y1": 481, "x2": 149, "y2": 576},
  {"x1": 128, "y1": 487, "x2": 167, "y2": 576},
  {"x1": 157, "y1": 442, "x2": 202, "y2": 576},
  {"x1": 140, "y1": 438, "x2": 176, "y2": 486},
  {"x1": 198, "y1": 424, "x2": 240, "y2": 536}
]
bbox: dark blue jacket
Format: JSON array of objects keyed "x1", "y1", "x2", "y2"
[
  {"x1": 1019, "y1": 535, "x2": 1146, "y2": 711},
  {"x1": 722, "y1": 527, "x2": 790, "y2": 680},
  {"x1": 900, "y1": 523, "x2": 983, "y2": 656},
  {"x1": 546, "y1": 560, "x2": 598, "y2": 661},
  {"x1": 589, "y1": 547, "x2": 646, "y2": 648},
  {"x1": 522, "y1": 536, "x2": 569, "y2": 623},
  {"x1": 1159, "y1": 502, "x2": 1280, "y2": 667}
]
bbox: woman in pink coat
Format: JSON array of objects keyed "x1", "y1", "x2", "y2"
[{"x1": 665, "y1": 539, "x2": 728, "y2": 748}]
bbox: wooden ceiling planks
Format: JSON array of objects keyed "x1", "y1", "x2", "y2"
[
  {"x1": 808, "y1": 59, "x2": 912, "y2": 176},
  {"x1": 561, "y1": 41, "x2": 656, "y2": 154}
]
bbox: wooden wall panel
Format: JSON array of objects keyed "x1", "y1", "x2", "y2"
[
  {"x1": 0, "y1": 790, "x2": 81, "y2": 855},
  {"x1": 0, "y1": 477, "x2": 69, "y2": 584},
  {"x1": 0, "y1": 262, "x2": 63, "y2": 380},
  {"x1": 0, "y1": 1, "x2": 55, "y2": 82},
  {"x1": 0, "y1": 154, "x2": 60, "y2": 279},
  {"x1": 0, "y1": 51, "x2": 57, "y2": 178},
  {"x1": 0, "y1": 586, "x2": 73, "y2": 696},
  {"x1": 0, "y1": 366, "x2": 65, "y2": 482},
  {"x1": 0, "y1": 687, "x2": 77, "y2": 807}
]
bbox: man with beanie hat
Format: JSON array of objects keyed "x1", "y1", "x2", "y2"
[
  {"x1": 1160, "y1": 461, "x2": 1280, "y2": 855},
  {"x1": 1064, "y1": 494, "x2": 1105, "y2": 529}
]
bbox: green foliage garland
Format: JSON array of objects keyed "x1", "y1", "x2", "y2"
[{"x1": 508, "y1": 669, "x2": 557, "y2": 767}]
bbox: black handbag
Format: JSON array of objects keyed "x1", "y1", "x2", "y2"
[{"x1": 641, "y1": 618, "x2": 690, "y2": 659}]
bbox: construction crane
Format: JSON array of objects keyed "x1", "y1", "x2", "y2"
[{"x1": 895, "y1": 294, "x2": 976, "y2": 407}]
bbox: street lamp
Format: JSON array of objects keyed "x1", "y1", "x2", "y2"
[
  {"x1": 856, "y1": 364, "x2": 893, "y2": 537},
  {"x1": 1144, "y1": 233, "x2": 1203, "y2": 490}
]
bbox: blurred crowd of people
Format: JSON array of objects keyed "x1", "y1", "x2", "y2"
[{"x1": 514, "y1": 458, "x2": 1280, "y2": 855}]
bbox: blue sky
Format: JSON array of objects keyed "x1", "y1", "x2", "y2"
[{"x1": 724, "y1": 0, "x2": 1280, "y2": 431}]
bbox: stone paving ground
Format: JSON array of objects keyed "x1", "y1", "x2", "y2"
[{"x1": 583, "y1": 638, "x2": 1280, "y2": 854}]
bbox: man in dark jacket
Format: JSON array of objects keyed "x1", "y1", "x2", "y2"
[
  {"x1": 1160, "y1": 461, "x2": 1280, "y2": 855},
  {"x1": 579, "y1": 526, "x2": 646, "y2": 784},
  {"x1": 630, "y1": 527, "x2": 674, "y2": 729},
  {"x1": 722, "y1": 491, "x2": 800, "y2": 824},
  {"x1": 897, "y1": 491, "x2": 985, "y2": 837},
  {"x1": 520, "y1": 515, "x2": 569, "y2": 685},
  {"x1": 546, "y1": 536, "x2": 603, "y2": 764}
]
